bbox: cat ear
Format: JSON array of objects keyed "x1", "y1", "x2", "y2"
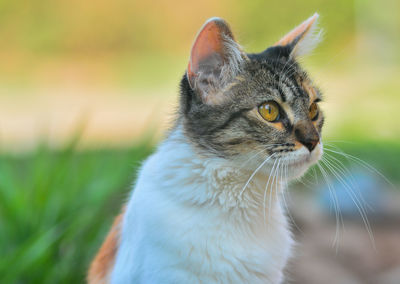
[
  {"x1": 274, "y1": 13, "x2": 323, "y2": 58},
  {"x1": 187, "y1": 17, "x2": 244, "y2": 104}
]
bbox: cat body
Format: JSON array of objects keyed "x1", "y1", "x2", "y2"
[
  {"x1": 111, "y1": 127, "x2": 293, "y2": 283},
  {"x1": 89, "y1": 13, "x2": 324, "y2": 284}
]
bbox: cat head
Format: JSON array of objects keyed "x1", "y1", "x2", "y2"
[{"x1": 180, "y1": 14, "x2": 324, "y2": 179}]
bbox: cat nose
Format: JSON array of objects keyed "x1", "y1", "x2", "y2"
[
  {"x1": 294, "y1": 122, "x2": 319, "y2": 152},
  {"x1": 301, "y1": 138, "x2": 319, "y2": 152}
]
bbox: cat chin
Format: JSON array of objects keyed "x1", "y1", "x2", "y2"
[{"x1": 283, "y1": 143, "x2": 323, "y2": 180}]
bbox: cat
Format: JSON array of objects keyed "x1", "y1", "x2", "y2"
[{"x1": 88, "y1": 13, "x2": 324, "y2": 284}]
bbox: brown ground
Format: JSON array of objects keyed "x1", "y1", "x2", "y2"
[{"x1": 286, "y1": 190, "x2": 400, "y2": 284}]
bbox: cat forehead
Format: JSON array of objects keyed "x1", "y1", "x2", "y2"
[{"x1": 239, "y1": 57, "x2": 319, "y2": 104}]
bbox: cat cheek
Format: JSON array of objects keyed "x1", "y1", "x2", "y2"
[{"x1": 271, "y1": 122, "x2": 285, "y2": 131}]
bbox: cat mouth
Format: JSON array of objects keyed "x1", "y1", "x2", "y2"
[
  {"x1": 262, "y1": 153, "x2": 310, "y2": 169},
  {"x1": 286, "y1": 155, "x2": 312, "y2": 167},
  {"x1": 286, "y1": 148, "x2": 322, "y2": 168},
  {"x1": 270, "y1": 149, "x2": 320, "y2": 168}
]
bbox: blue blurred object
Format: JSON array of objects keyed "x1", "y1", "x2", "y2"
[{"x1": 318, "y1": 170, "x2": 383, "y2": 217}]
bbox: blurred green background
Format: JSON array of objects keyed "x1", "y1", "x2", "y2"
[{"x1": 1, "y1": 0, "x2": 399, "y2": 283}]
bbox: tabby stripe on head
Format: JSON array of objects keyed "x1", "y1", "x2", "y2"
[
  {"x1": 207, "y1": 107, "x2": 253, "y2": 134},
  {"x1": 265, "y1": 66, "x2": 289, "y2": 102}
]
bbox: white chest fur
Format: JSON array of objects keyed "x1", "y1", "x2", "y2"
[{"x1": 111, "y1": 130, "x2": 293, "y2": 284}]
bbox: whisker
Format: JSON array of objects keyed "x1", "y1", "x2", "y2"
[
  {"x1": 281, "y1": 160, "x2": 304, "y2": 234},
  {"x1": 311, "y1": 165, "x2": 319, "y2": 184},
  {"x1": 293, "y1": 176, "x2": 312, "y2": 188},
  {"x1": 237, "y1": 148, "x2": 269, "y2": 170},
  {"x1": 323, "y1": 147, "x2": 394, "y2": 188},
  {"x1": 297, "y1": 170, "x2": 317, "y2": 187},
  {"x1": 323, "y1": 152, "x2": 373, "y2": 212},
  {"x1": 317, "y1": 162, "x2": 342, "y2": 251},
  {"x1": 237, "y1": 143, "x2": 289, "y2": 171},
  {"x1": 263, "y1": 159, "x2": 278, "y2": 226},
  {"x1": 268, "y1": 159, "x2": 281, "y2": 224},
  {"x1": 321, "y1": 157, "x2": 376, "y2": 250},
  {"x1": 324, "y1": 140, "x2": 356, "y2": 145},
  {"x1": 240, "y1": 153, "x2": 276, "y2": 195}
]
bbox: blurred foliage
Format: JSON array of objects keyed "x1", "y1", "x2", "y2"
[{"x1": 0, "y1": 140, "x2": 153, "y2": 283}]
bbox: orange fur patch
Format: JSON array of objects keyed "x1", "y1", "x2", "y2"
[
  {"x1": 302, "y1": 80, "x2": 318, "y2": 103},
  {"x1": 294, "y1": 141, "x2": 303, "y2": 150},
  {"x1": 88, "y1": 211, "x2": 124, "y2": 284},
  {"x1": 273, "y1": 122, "x2": 285, "y2": 131}
]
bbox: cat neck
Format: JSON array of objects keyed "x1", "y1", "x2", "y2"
[{"x1": 149, "y1": 126, "x2": 286, "y2": 213}]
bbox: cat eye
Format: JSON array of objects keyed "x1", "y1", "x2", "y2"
[
  {"x1": 258, "y1": 101, "x2": 280, "y2": 122},
  {"x1": 309, "y1": 102, "x2": 319, "y2": 120}
]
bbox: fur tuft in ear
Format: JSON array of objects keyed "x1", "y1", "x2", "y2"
[
  {"x1": 275, "y1": 13, "x2": 323, "y2": 58},
  {"x1": 187, "y1": 17, "x2": 244, "y2": 105}
]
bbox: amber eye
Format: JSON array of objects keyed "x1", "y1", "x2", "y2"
[
  {"x1": 258, "y1": 101, "x2": 280, "y2": 122},
  {"x1": 309, "y1": 102, "x2": 319, "y2": 120}
]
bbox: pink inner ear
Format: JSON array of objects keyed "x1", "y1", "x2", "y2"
[
  {"x1": 188, "y1": 21, "x2": 224, "y2": 81},
  {"x1": 274, "y1": 13, "x2": 318, "y2": 46}
]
